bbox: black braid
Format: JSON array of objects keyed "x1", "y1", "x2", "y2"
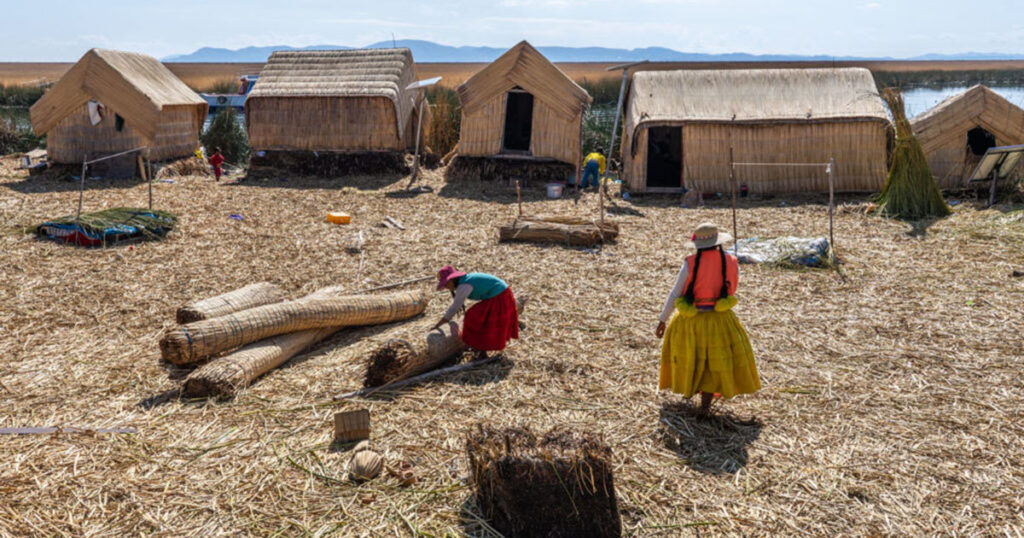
[
  {"x1": 718, "y1": 246, "x2": 730, "y2": 299},
  {"x1": 683, "y1": 249, "x2": 704, "y2": 304}
]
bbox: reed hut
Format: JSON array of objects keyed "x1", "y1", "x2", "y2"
[
  {"x1": 450, "y1": 41, "x2": 592, "y2": 182},
  {"x1": 621, "y1": 68, "x2": 891, "y2": 194},
  {"x1": 244, "y1": 48, "x2": 427, "y2": 174},
  {"x1": 30, "y1": 49, "x2": 207, "y2": 169},
  {"x1": 910, "y1": 85, "x2": 1024, "y2": 189}
]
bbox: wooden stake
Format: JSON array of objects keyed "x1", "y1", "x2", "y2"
[
  {"x1": 516, "y1": 180, "x2": 522, "y2": 217},
  {"x1": 828, "y1": 157, "x2": 836, "y2": 262},
  {"x1": 729, "y1": 146, "x2": 737, "y2": 254}
]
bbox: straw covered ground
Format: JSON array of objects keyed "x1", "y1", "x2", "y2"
[{"x1": 1, "y1": 161, "x2": 1022, "y2": 536}]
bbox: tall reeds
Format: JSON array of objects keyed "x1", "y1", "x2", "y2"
[
  {"x1": 876, "y1": 88, "x2": 950, "y2": 220},
  {"x1": 425, "y1": 85, "x2": 460, "y2": 157}
]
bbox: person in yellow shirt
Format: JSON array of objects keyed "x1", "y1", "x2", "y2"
[{"x1": 579, "y1": 151, "x2": 605, "y2": 190}]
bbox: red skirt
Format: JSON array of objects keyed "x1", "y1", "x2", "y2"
[{"x1": 461, "y1": 288, "x2": 518, "y2": 351}]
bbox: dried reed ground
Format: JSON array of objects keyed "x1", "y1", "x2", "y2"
[{"x1": 1, "y1": 162, "x2": 1022, "y2": 536}]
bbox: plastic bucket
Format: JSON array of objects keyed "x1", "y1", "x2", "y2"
[{"x1": 546, "y1": 183, "x2": 564, "y2": 199}]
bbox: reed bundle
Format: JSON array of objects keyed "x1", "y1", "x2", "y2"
[
  {"x1": 876, "y1": 88, "x2": 951, "y2": 220},
  {"x1": 467, "y1": 424, "x2": 621, "y2": 537},
  {"x1": 182, "y1": 285, "x2": 429, "y2": 398},
  {"x1": 176, "y1": 282, "x2": 287, "y2": 324},
  {"x1": 499, "y1": 215, "x2": 619, "y2": 246},
  {"x1": 247, "y1": 150, "x2": 409, "y2": 178},
  {"x1": 160, "y1": 289, "x2": 428, "y2": 365},
  {"x1": 364, "y1": 295, "x2": 528, "y2": 388}
]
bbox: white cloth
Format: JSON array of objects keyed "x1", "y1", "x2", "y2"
[
  {"x1": 87, "y1": 101, "x2": 103, "y2": 126},
  {"x1": 442, "y1": 283, "x2": 474, "y2": 320},
  {"x1": 658, "y1": 260, "x2": 690, "y2": 323}
]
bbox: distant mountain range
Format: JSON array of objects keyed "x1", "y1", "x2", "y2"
[{"x1": 163, "y1": 40, "x2": 1024, "y2": 63}]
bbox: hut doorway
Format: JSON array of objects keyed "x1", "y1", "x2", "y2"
[
  {"x1": 967, "y1": 126, "x2": 996, "y2": 156},
  {"x1": 646, "y1": 126, "x2": 682, "y2": 189},
  {"x1": 502, "y1": 88, "x2": 534, "y2": 153}
]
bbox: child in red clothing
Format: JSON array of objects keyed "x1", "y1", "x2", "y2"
[{"x1": 209, "y1": 147, "x2": 225, "y2": 181}]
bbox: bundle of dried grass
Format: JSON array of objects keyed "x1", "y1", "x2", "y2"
[
  {"x1": 499, "y1": 215, "x2": 619, "y2": 246},
  {"x1": 876, "y1": 88, "x2": 951, "y2": 220},
  {"x1": 154, "y1": 156, "x2": 212, "y2": 179},
  {"x1": 248, "y1": 150, "x2": 409, "y2": 178},
  {"x1": 364, "y1": 295, "x2": 527, "y2": 387},
  {"x1": 175, "y1": 282, "x2": 286, "y2": 324},
  {"x1": 445, "y1": 156, "x2": 574, "y2": 183},
  {"x1": 467, "y1": 424, "x2": 622, "y2": 538},
  {"x1": 160, "y1": 289, "x2": 428, "y2": 365}
]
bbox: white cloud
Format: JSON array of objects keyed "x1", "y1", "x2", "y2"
[{"x1": 863, "y1": 2, "x2": 882, "y2": 9}]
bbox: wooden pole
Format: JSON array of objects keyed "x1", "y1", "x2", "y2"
[
  {"x1": 409, "y1": 93, "x2": 426, "y2": 189},
  {"x1": 516, "y1": 179, "x2": 522, "y2": 217},
  {"x1": 607, "y1": 67, "x2": 630, "y2": 164},
  {"x1": 989, "y1": 167, "x2": 999, "y2": 207},
  {"x1": 729, "y1": 146, "x2": 737, "y2": 255},
  {"x1": 828, "y1": 158, "x2": 836, "y2": 262},
  {"x1": 336, "y1": 355, "x2": 501, "y2": 401},
  {"x1": 76, "y1": 153, "x2": 87, "y2": 222}
]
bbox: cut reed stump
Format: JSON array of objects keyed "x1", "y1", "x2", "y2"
[
  {"x1": 161, "y1": 289, "x2": 429, "y2": 365},
  {"x1": 364, "y1": 295, "x2": 528, "y2": 388},
  {"x1": 498, "y1": 216, "x2": 619, "y2": 246},
  {"x1": 176, "y1": 282, "x2": 287, "y2": 324},
  {"x1": 467, "y1": 425, "x2": 622, "y2": 538}
]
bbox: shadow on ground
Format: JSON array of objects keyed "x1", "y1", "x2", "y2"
[
  {"x1": 229, "y1": 172, "x2": 408, "y2": 191},
  {"x1": 658, "y1": 399, "x2": 763, "y2": 475}
]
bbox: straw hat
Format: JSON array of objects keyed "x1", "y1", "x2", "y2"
[
  {"x1": 436, "y1": 265, "x2": 466, "y2": 290},
  {"x1": 685, "y1": 222, "x2": 733, "y2": 249}
]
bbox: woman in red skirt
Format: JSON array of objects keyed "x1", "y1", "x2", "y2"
[{"x1": 433, "y1": 266, "x2": 518, "y2": 359}]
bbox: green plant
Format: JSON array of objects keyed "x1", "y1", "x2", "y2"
[
  {"x1": 0, "y1": 118, "x2": 44, "y2": 155},
  {"x1": 0, "y1": 83, "x2": 47, "y2": 107},
  {"x1": 198, "y1": 79, "x2": 239, "y2": 94},
  {"x1": 201, "y1": 108, "x2": 249, "y2": 164},
  {"x1": 875, "y1": 88, "x2": 950, "y2": 220},
  {"x1": 576, "y1": 77, "x2": 622, "y2": 107},
  {"x1": 425, "y1": 85, "x2": 460, "y2": 157}
]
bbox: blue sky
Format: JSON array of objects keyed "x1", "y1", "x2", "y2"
[{"x1": 3, "y1": 0, "x2": 1023, "y2": 61}]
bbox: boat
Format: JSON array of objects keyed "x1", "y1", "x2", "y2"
[{"x1": 201, "y1": 75, "x2": 259, "y2": 113}]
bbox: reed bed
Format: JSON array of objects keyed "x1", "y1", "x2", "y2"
[{"x1": 1, "y1": 162, "x2": 1022, "y2": 536}]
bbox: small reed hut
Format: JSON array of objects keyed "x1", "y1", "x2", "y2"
[
  {"x1": 621, "y1": 68, "x2": 891, "y2": 194},
  {"x1": 910, "y1": 85, "x2": 1024, "y2": 189},
  {"x1": 30, "y1": 49, "x2": 207, "y2": 170},
  {"x1": 245, "y1": 48, "x2": 427, "y2": 174},
  {"x1": 451, "y1": 41, "x2": 592, "y2": 182}
]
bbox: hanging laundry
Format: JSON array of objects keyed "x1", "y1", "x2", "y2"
[{"x1": 87, "y1": 100, "x2": 104, "y2": 125}]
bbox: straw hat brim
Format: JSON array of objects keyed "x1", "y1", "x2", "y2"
[{"x1": 685, "y1": 231, "x2": 734, "y2": 249}]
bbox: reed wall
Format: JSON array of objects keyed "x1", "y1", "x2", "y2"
[
  {"x1": 458, "y1": 92, "x2": 582, "y2": 165},
  {"x1": 48, "y1": 103, "x2": 201, "y2": 163},
  {"x1": 246, "y1": 96, "x2": 403, "y2": 152},
  {"x1": 624, "y1": 121, "x2": 890, "y2": 193}
]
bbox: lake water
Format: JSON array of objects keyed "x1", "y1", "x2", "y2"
[{"x1": 5, "y1": 85, "x2": 1024, "y2": 135}]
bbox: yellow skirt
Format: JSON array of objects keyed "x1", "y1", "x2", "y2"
[{"x1": 660, "y1": 309, "x2": 761, "y2": 398}]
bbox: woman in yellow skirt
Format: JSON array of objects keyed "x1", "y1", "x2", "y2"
[{"x1": 655, "y1": 222, "x2": 760, "y2": 414}]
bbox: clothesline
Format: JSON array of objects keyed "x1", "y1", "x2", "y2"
[
  {"x1": 84, "y1": 146, "x2": 148, "y2": 166},
  {"x1": 731, "y1": 162, "x2": 830, "y2": 167}
]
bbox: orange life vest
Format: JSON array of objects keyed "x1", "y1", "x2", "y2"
[{"x1": 683, "y1": 250, "x2": 739, "y2": 307}]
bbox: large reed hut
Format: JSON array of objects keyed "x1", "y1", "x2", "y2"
[
  {"x1": 30, "y1": 49, "x2": 207, "y2": 170},
  {"x1": 449, "y1": 41, "x2": 592, "y2": 182},
  {"x1": 910, "y1": 85, "x2": 1024, "y2": 189},
  {"x1": 245, "y1": 48, "x2": 426, "y2": 175},
  {"x1": 622, "y1": 68, "x2": 891, "y2": 194}
]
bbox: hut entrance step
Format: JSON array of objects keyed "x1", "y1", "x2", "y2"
[
  {"x1": 646, "y1": 126, "x2": 682, "y2": 188},
  {"x1": 502, "y1": 88, "x2": 534, "y2": 153}
]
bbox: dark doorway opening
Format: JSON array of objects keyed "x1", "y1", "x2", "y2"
[
  {"x1": 967, "y1": 126, "x2": 996, "y2": 156},
  {"x1": 502, "y1": 88, "x2": 533, "y2": 153},
  {"x1": 646, "y1": 126, "x2": 682, "y2": 189}
]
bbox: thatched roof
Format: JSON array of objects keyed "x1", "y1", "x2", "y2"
[
  {"x1": 625, "y1": 68, "x2": 888, "y2": 133},
  {"x1": 30, "y1": 49, "x2": 206, "y2": 142},
  {"x1": 248, "y1": 48, "x2": 416, "y2": 136},
  {"x1": 910, "y1": 84, "x2": 1024, "y2": 153},
  {"x1": 458, "y1": 41, "x2": 591, "y2": 118}
]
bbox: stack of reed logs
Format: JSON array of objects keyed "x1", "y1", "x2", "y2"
[
  {"x1": 162, "y1": 281, "x2": 430, "y2": 398},
  {"x1": 499, "y1": 215, "x2": 619, "y2": 246}
]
